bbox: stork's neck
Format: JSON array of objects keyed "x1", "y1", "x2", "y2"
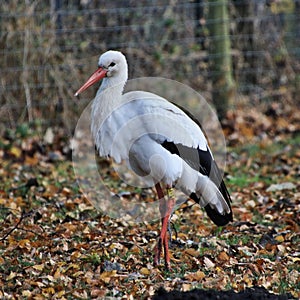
[
  {"x1": 95, "y1": 72, "x2": 127, "y2": 108},
  {"x1": 97, "y1": 65, "x2": 128, "y2": 100},
  {"x1": 99, "y1": 75, "x2": 126, "y2": 93},
  {"x1": 91, "y1": 72, "x2": 128, "y2": 140}
]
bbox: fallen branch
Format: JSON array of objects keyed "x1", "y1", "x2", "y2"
[{"x1": 0, "y1": 210, "x2": 34, "y2": 241}]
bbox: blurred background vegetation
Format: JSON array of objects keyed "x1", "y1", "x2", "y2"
[{"x1": 0, "y1": 0, "x2": 299, "y2": 133}]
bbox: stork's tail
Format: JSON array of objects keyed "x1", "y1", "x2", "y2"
[
  {"x1": 173, "y1": 159, "x2": 233, "y2": 226},
  {"x1": 191, "y1": 174, "x2": 233, "y2": 226}
]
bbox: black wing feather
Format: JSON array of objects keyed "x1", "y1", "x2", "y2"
[{"x1": 161, "y1": 103, "x2": 232, "y2": 226}]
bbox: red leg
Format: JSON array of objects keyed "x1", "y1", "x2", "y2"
[
  {"x1": 163, "y1": 187, "x2": 175, "y2": 270},
  {"x1": 154, "y1": 183, "x2": 175, "y2": 270},
  {"x1": 154, "y1": 183, "x2": 165, "y2": 266}
]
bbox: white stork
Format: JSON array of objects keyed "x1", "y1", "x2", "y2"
[{"x1": 75, "y1": 50, "x2": 232, "y2": 270}]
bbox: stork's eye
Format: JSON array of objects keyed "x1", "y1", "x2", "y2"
[{"x1": 109, "y1": 62, "x2": 116, "y2": 67}]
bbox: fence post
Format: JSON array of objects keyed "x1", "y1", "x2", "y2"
[{"x1": 208, "y1": 0, "x2": 235, "y2": 119}]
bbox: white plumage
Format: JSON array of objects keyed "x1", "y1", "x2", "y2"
[{"x1": 75, "y1": 50, "x2": 232, "y2": 269}]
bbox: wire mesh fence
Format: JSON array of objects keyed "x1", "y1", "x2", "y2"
[{"x1": 1, "y1": 0, "x2": 299, "y2": 132}]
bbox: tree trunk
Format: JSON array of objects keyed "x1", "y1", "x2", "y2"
[
  {"x1": 208, "y1": 0, "x2": 235, "y2": 119},
  {"x1": 194, "y1": 0, "x2": 206, "y2": 49}
]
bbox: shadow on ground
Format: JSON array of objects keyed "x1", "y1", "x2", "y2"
[{"x1": 152, "y1": 286, "x2": 295, "y2": 300}]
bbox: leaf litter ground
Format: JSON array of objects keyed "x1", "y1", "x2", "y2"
[{"x1": 0, "y1": 101, "x2": 299, "y2": 299}]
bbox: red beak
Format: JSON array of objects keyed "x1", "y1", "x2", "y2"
[{"x1": 75, "y1": 67, "x2": 107, "y2": 96}]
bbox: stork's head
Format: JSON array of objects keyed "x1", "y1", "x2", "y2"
[
  {"x1": 75, "y1": 50, "x2": 128, "y2": 96},
  {"x1": 98, "y1": 50, "x2": 127, "y2": 78}
]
